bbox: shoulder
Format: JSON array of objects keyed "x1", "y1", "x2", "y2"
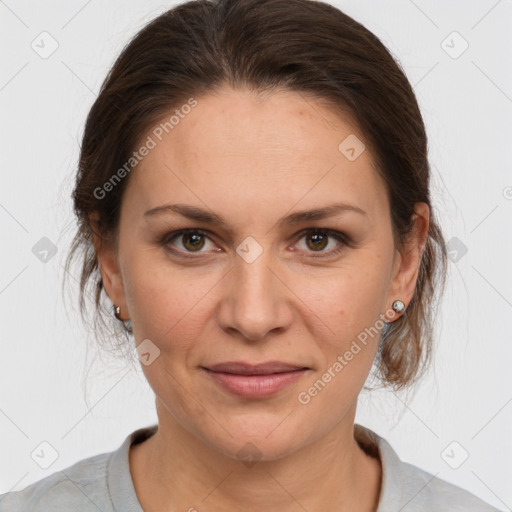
[
  {"x1": 0, "y1": 425, "x2": 156, "y2": 512},
  {"x1": 0, "y1": 450, "x2": 113, "y2": 512},
  {"x1": 354, "y1": 424, "x2": 502, "y2": 512},
  {"x1": 397, "y1": 458, "x2": 502, "y2": 511}
]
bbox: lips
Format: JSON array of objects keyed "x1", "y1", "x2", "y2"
[
  {"x1": 202, "y1": 361, "x2": 309, "y2": 398},
  {"x1": 205, "y1": 361, "x2": 308, "y2": 375}
]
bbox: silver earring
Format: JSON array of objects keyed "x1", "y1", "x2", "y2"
[{"x1": 392, "y1": 300, "x2": 405, "y2": 314}]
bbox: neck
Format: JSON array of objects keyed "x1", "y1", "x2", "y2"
[{"x1": 130, "y1": 402, "x2": 382, "y2": 512}]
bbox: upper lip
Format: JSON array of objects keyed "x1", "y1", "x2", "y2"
[{"x1": 203, "y1": 361, "x2": 308, "y2": 375}]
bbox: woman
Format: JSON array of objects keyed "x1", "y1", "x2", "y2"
[{"x1": 0, "y1": 0, "x2": 501, "y2": 510}]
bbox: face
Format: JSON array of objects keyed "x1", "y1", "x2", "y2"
[{"x1": 96, "y1": 85, "x2": 428, "y2": 460}]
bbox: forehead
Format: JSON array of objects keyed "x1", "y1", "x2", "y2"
[{"x1": 123, "y1": 86, "x2": 387, "y2": 226}]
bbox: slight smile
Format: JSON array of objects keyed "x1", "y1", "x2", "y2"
[{"x1": 201, "y1": 361, "x2": 310, "y2": 399}]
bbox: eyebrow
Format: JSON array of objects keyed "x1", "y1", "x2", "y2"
[{"x1": 144, "y1": 202, "x2": 366, "y2": 230}]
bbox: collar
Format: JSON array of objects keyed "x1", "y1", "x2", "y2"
[{"x1": 108, "y1": 423, "x2": 401, "y2": 511}]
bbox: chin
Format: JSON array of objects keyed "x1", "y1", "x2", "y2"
[
  {"x1": 198, "y1": 412, "x2": 311, "y2": 463},
  {"x1": 215, "y1": 433, "x2": 301, "y2": 464}
]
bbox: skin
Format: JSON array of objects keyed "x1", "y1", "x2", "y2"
[{"x1": 92, "y1": 85, "x2": 429, "y2": 512}]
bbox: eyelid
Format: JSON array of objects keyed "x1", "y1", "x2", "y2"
[
  {"x1": 292, "y1": 228, "x2": 350, "y2": 258},
  {"x1": 162, "y1": 228, "x2": 218, "y2": 254},
  {"x1": 161, "y1": 227, "x2": 350, "y2": 258}
]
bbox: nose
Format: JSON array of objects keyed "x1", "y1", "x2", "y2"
[{"x1": 216, "y1": 247, "x2": 293, "y2": 342}]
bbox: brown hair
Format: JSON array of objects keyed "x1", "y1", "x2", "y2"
[{"x1": 63, "y1": 0, "x2": 447, "y2": 391}]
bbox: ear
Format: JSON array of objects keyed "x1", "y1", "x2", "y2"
[
  {"x1": 386, "y1": 202, "x2": 430, "y2": 321},
  {"x1": 89, "y1": 212, "x2": 129, "y2": 321}
]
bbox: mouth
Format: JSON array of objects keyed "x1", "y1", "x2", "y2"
[{"x1": 201, "y1": 361, "x2": 310, "y2": 399}]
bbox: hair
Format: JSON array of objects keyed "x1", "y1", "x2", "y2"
[{"x1": 63, "y1": 0, "x2": 447, "y2": 393}]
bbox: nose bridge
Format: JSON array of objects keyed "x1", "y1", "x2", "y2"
[
  {"x1": 233, "y1": 232, "x2": 277, "y2": 290},
  {"x1": 218, "y1": 240, "x2": 291, "y2": 340},
  {"x1": 235, "y1": 247, "x2": 276, "y2": 303}
]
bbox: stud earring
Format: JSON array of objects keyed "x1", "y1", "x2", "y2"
[{"x1": 392, "y1": 300, "x2": 406, "y2": 314}]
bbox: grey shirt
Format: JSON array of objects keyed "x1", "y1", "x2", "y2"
[{"x1": 0, "y1": 423, "x2": 501, "y2": 511}]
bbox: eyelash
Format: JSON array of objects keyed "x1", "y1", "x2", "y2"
[{"x1": 160, "y1": 228, "x2": 350, "y2": 259}]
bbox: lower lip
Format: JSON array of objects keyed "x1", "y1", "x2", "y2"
[{"x1": 203, "y1": 368, "x2": 308, "y2": 398}]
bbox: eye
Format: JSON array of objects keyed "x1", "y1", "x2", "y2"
[
  {"x1": 162, "y1": 229, "x2": 218, "y2": 256},
  {"x1": 160, "y1": 228, "x2": 350, "y2": 259},
  {"x1": 293, "y1": 228, "x2": 349, "y2": 258}
]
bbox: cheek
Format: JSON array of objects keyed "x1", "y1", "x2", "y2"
[
  {"x1": 294, "y1": 264, "x2": 389, "y2": 417},
  {"x1": 122, "y1": 250, "x2": 223, "y2": 353},
  {"x1": 302, "y1": 255, "x2": 391, "y2": 343}
]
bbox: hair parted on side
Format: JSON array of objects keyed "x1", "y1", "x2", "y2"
[{"x1": 62, "y1": 0, "x2": 448, "y2": 392}]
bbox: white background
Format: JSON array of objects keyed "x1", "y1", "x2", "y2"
[{"x1": 0, "y1": 0, "x2": 511, "y2": 509}]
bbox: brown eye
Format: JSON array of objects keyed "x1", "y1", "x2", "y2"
[
  {"x1": 294, "y1": 228, "x2": 349, "y2": 258},
  {"x1": 162, "y1": 229, "x2": 217, "y2": 257},
  {"x1": 306, "y1": 231, "x2": 329, "y2": 251},
  {"x1": 182, "y1": 233, "x2": 205, "y2": 252}
]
